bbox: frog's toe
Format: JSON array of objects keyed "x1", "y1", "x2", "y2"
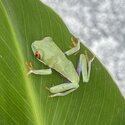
[
  {"x1": 26, "y1": 70, "x2": 33, "y2": 76},
  {"x1": 25, "y1": 62, "x2": 33, "y2": 70},
  {"x1": 45, "y1": 86, "x2": 50, "y2": 91}
]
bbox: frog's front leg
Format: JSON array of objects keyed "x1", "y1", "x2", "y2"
[
  {"x1": 65, "y1": 37, "x2": 80, "y2": 56},
  {"x1": 26, "y1": 62, "x2": 52, "y2": 76},
  {"x1": 48, "y1": 82, "x2": 79, "y2": 97},
  {"x1": 77, "y1": 51, "x2": 95, "y2": 82}
]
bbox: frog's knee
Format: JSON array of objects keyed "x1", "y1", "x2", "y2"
[{"x1": 73, "y1": 84, "x2": 79, "y2": 89}]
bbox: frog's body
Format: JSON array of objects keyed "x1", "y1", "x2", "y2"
[
  {"x1": 27, "y1": 37, "x2": 94, "y2": 97},
  {"x1": 32, "y1": 38, "x2": 79, "y2": 84}
]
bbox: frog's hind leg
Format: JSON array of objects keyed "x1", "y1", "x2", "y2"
[
  {"x1": 77, "y1": 51, "x2": 95, "y2": 83},
  {"x1": 47, "y1": 82, "x2": 79, "y2": 97},
  {"x1": 49, "y1": 88, "x2": 77, "y2": 97}
]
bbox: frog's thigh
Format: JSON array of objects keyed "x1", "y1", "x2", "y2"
[
  {"x1": 49, "y1": 88, "x2": 77, "y2": 97},
  {"x1": 49, "y1": 82, "x2": 79, "y2": 94}
]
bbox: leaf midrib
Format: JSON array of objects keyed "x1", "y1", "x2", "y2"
[{"x1": 0, "y1": 1, "x2": 44, "y2": 125}]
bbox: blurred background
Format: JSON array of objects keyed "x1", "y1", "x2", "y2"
[{"x1": 42, "y1": 0, "x2": 125, "y2": 96}]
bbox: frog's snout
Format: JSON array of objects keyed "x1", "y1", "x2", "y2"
[{"x1": 31, "y1": 42, "x2": 38, "y2": 54}]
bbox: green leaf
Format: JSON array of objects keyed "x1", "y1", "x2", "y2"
[{"x1": 0, "y1": 0, "x2": 125, "y2": 124}]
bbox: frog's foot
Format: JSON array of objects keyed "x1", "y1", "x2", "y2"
[
  {"x1": 25, "y1": 62, "x2": 33, "y2": 76},
  {"x1": 84, "y1": 50, "x2": 95, "y2": 62},
  {"x1": 47, "y1": 82, "x2": 79, "y2": 97}
]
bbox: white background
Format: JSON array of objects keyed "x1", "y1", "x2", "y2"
[{"x1": 42, "y1": 0, "x2": 125, "y2": 96}]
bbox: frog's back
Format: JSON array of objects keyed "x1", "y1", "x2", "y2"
[{"x1": 41, "y1": 37, "x2": 79, "y2": 83}]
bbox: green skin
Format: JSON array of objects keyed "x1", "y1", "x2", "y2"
[{"x1": 27, "y1": 37, "x2": 94, "y2": 97}]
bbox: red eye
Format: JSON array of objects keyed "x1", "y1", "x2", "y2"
[{"x1": 35, "y1": 51, "x2": 40, "y2": 59}]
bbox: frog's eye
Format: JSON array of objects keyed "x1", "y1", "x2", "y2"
[{"x1": 35, "y1": 51, "x2": 41, "y2": 59}]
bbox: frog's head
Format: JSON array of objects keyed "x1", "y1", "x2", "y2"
[
  {"x1": 31, "y1": 37, "x2": 52, "y2": 62},
  {"x1": 31, "y1": 41, "x2": 42, "y2": 60}
]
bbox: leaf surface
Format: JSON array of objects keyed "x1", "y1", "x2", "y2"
[{"x1": 0, "y1": 0, "x2": 125, "y2": 125}]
